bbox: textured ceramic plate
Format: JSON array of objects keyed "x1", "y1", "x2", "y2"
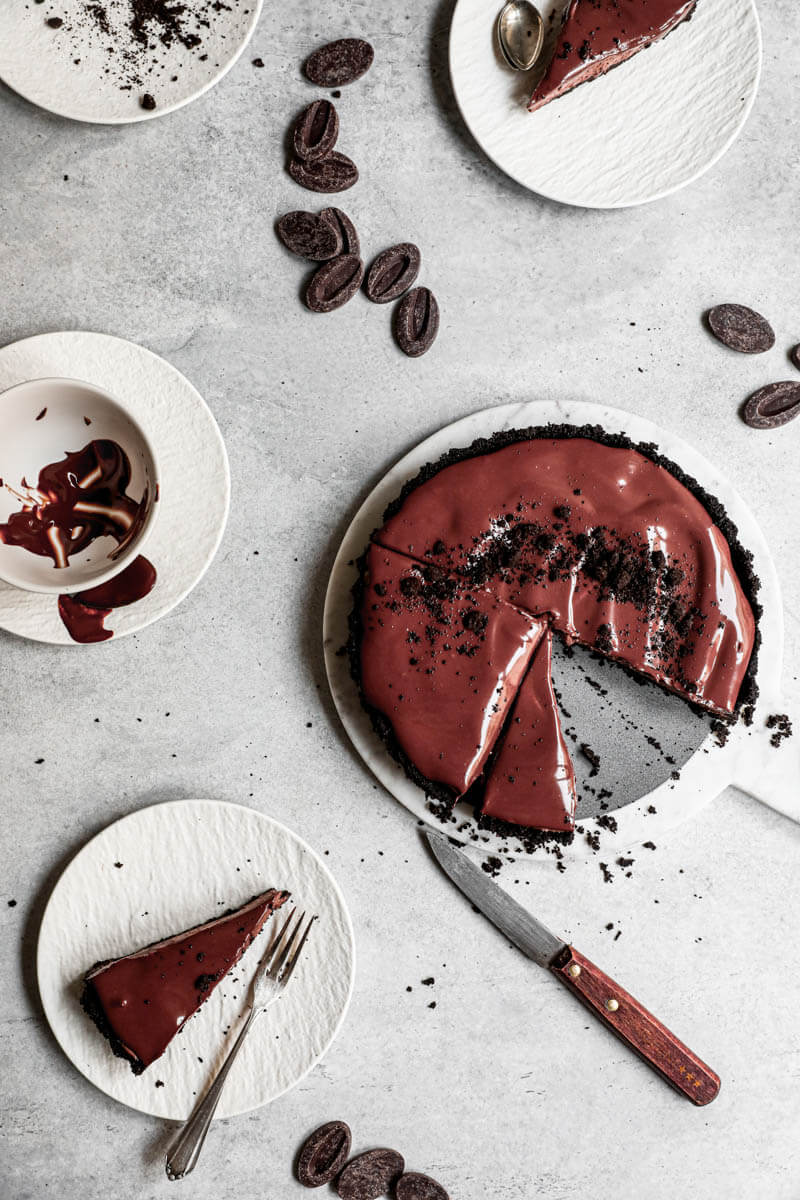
[
  {"x1": 0, "y1": 331, "x2": 229, "y2": 645},
  {"x1": 324, "y1": 399, "x2": 799, "y2": 859},
  {"x1": 449, "y1": 0, "x2": 761, "y2": 208},
  {"x1": 37, "y1": 799, "x2": 355, "y2": 1120},
  {"x1": 0, "y1": 0, "x2": 262, "y2": 124}
]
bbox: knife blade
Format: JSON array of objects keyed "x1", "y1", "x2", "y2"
[{"x1": 425, "y1": 829, "x2": 720, "y2": 1106}]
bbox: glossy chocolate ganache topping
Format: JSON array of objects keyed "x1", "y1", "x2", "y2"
[
  {"x1": 81, "y1": 889, "x2": 289, "y2": 1073},
  {"x1": 529, "y1": 0, "x2": 697, "y2": 113},
  {"x1": 354, "y1": 427, "x2": 758, "y2": 841},
  {"x1": 0, "y1": 440, "x2": 148, "y2": 568}
]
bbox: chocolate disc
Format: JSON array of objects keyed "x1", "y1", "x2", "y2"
[
  {"x1": 289, "y1": 152, "x2": 358, "y2": 194},
  {"x1": 336, "y1": 1149, "x2": 404, "y2": 1200},
  {"x1": 277, "y1": 211, "x2": 341, "y2": 261},
  {"x1": 394, "y1": 287, "x2": 439, "y2": 357},
  {"x1": 321, "y1": 207, "x2": 360, "y2": 257},
  {"x1": 304, "y1": 39, "x2": 374, "y2": 87},
  {"x1": 365, "y1": 243, "x2": 421, "y2": 304},
  {"x1": 293, "y1": 100, "x2": 340, "y2": 162},
  {"x1": 707, "y1": 304, "x2": 775, "y2": 354},
  {"x1": 306, "y1": 253, "x2": 365, "y2": 313},
  {"x1": 395, "y1": 1172, "x2": 450, "y2": 1200},
  {"x1": 742, "y1": 381, "x2": 800, "y2": 429},
  {"x1": 297, "y1": 1121, "x2": 352, "y2": 1188},
  {"x1": 790, "y1": 343, "x2": 800, "y2": 372}
]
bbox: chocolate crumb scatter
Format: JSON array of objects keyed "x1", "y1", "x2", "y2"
[
  {"x1": 481, "y1": 855, "x2": 502, "y2": 877},
  {"x1": 599, "y1": 862, "x2": 613, "y2": 884},
  {"x1": 580, "y1": 743, "x2": 601, "y2": 777},
  {"x1": 766, "y1": 712, "x2": 792, "y2": 748}
]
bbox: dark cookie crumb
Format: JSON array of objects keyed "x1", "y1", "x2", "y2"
[
  {"x1": 140, "y1": 93, "x2": 156, "y2": 110},
  {"x1": 481, "y1": 855, "x2": 503, "y2": 877},
  {"x1": 580, "y1": 743, "x2": 601, "y2": 777},
  {"x1": 642, "y1": 841, "x2": 657, "y2": 850},
  {"x1": 766, "y1": 712, "x2": 792, "y2": 747}
]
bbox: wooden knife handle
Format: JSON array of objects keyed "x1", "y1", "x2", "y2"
[{"x1": 551, "y1": 946, "x2": 720, "y2": 1106}]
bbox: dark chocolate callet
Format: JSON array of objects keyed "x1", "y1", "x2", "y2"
[
  {"x1": 320, "y1": 207, "x2": 360, "y2": 257},
  {"x1": 304, "y1": 39, "x2": 374, "y2": 87},
  {"x1": 292, "y1": 100, "x2": 340, "y2": 162},
  {"x1": 365, "y1": 243, "x2": 421, "y2": 304},
  {"x1": 707, "y1": 304, "x2": 775, "y2": 354},
  {"x1": 277, "y1": 211, "x2": 341, "y2": 261},
  {"x1": 336, "y1": 1149, "x2": 404, "y2": 1200},
  {"x1": 742, "y1": 381, "x2": 800, "y2": 430},
  {"x1": 289, "y1": 152, "x2": 358, "y2": 194},
  {"x1": 297, "y1": 1121, "x2": 352, "y2": 1188},
  {"x1": 306, "y1": 254, "x2": 365, "y2": 313},
  {"x1": 396, "y1": 1172, "x2": 450, "y2": 1200},
  {"x1": 394, "y1": 287, "x2": 439, "y2": 357}
]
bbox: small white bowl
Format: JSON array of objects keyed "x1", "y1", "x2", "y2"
[{"x1": 0, "y1": 378, "x2": 159, "y2": 594}]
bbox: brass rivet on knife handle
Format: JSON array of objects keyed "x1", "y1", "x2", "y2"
[{"x1": 552, "y1": 947, "x2": 721, "y2": 1107}]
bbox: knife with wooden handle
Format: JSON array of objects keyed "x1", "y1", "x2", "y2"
[{"x1": 425, "y1": 830, "x2": 720, "y2": 1106}]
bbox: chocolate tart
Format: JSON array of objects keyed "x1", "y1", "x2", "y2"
[
  {"x1": 528, "y1": 0, "x2": 697, "y2": 114},
  {"x1": 350, "y1": 424, "x2": 760, "y2": 845},
  {"x1": 80, "y1": 888, "x2": 288, "y2": 1074}
]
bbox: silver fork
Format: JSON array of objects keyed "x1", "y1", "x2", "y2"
[{"x1": 165, "y1": 908, "x2": 315, "y2": 1181}]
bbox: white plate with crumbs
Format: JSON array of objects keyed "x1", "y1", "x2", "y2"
[
  {"x1": 37, "y1": 799, "x2": 356, "y2": 1119},
  {"x1": 449, "y1": 0, "x2": 762, "y2": 208},
  {"x1": 0, "y1": 0, "x2": 263, "y2": 124}
]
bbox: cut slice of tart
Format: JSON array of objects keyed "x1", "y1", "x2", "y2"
[
  {"x1": 528, "y1": 0, "x2": 696, "y2": 113},
  {"x1": 479, "y1": 626, "x2": 577, "y2": 842},
  {"x1": 356, "y1": 543, "x2": 548, "y2": 807},
  {"x1": 81, "y1": 888, "x2": 289, "y2": 1074}
]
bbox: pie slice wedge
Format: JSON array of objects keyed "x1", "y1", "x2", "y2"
[
  {"x1": 357, "y1": 543, "x2": 548, "y2": 805},
  {"x1": 81, "y1": 888, "x2": 289, "y2": 1073},
  {"x1": 479, "y1": 625, "x2": 577, "y2": 840},
  {"x1": 528, "y1": 0, "x2": 696, "y2": 112}
]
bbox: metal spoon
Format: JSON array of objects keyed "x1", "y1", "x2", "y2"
[{"x1": 496, "y1": 0, "x2": 544, "y2": 71}]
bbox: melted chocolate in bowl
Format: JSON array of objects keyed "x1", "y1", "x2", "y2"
[{"x1": 0, "y1": 440, "x2": 148, "y2": 570}]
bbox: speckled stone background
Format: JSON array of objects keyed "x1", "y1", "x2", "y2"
[{"x1": 1, "y1": 2, "x2": 799, "y2": 1198}]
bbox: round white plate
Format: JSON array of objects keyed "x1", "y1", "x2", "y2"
[
  {"x1": 37, "y1": 799, "x2": 356, "y2": 1120},
  {"x1": 0, "y1": 331, "x2": 229, "y2": 644},
  {"x1": 449, "y1": 0, "x2": 762, "y2": 208},
  {"x1": 0, "y1": 0, "x2": 262, "y2": 124},
  {"x1": 324, "y1": 399, "x2": 788, "y2": 858}
]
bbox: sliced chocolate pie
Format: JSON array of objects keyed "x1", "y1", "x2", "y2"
[
  {"x1": 528, "y1": 0, "x2": 697, "y2": 113},
  {"x1": 351, "y1": 425, "x2": 758, "y2": 846},
  {"x1": 81, "y1": 888, "x2": 288, "y2": 1074}
]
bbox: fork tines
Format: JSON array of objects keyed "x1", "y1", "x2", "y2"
[{"x1": 261, "y1": 907, "x2": 316, "y2": 986}]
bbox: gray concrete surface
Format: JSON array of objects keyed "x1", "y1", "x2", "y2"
[{"x1": 1, "y1": 1, "x2": 799, "y2": 1197}]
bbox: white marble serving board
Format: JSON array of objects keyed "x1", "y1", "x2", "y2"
[
  {"x1": 324, "y1": 398, "x2": 799, "y2": 861},
  {"x1": 449, "y1": 0, "x2": 762, "y2": 207},
  {"x1": 37, "y1": 799, "x2": 355, "y2": 1120},
  {"x1": 0, "y1": 0, "x2": 262, "y2": 124},
  {"x1": 0, "y1": 332, "x2": 229, "y2": 644}
]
